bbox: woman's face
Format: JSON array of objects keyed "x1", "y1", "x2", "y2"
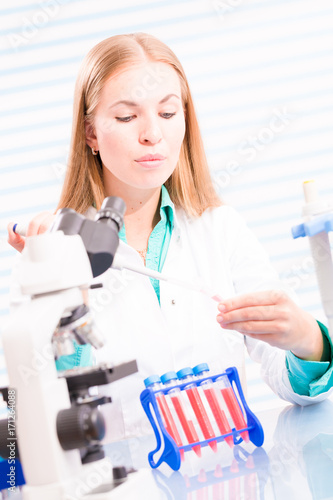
[{"x1": 87, "y1": 61, "x2": 186, "y2": 195}]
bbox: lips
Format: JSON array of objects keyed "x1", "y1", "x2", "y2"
[{"x1": 135, "y1": 154, "x2": 166, "y2": 162}]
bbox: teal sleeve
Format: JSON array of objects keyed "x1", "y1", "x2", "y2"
[
  {"x1": 55, "y1": 342, "x2": 94, "y2": 371},
  {"x1": 286, "y1": 320, "x2": 333, "y2": 396}
]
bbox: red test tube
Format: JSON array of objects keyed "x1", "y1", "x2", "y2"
[
  {"x1": 177, "y1": 367, "x2": 218, "y2": 453},
  {"x1": 161, "y1": 371, "x2": 202, "y2": 457},
  {"x1": 193, "y1": 363, "x2": 234, "y2": 448},
  {"x1": 216, "y1": 373, "x2": 249, "y2": 443},
  {"x1": 144, "y1": 375, "x2": 185, "y2": 461}
]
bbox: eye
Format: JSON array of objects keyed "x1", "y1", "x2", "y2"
[
  {"x1": 115, "y1": 116, "x2": 135, "y2": 122},
  {"x1": 160, "y1": 112, "x2": 176, "y2": 119}
]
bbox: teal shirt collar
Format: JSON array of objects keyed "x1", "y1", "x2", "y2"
[
  {"x1": 118, "y1": 185, "x2": 174, "y2": 243},
  {"x1": 160, "y1": 184, "x2": 174, "y2": 230}
]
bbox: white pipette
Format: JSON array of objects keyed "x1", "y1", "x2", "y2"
[
  {"x1": 12, "y1": 223, "x2": 223, "y2": 303},
  {"x1": 112, "y1": 254, "x2": 222, "y2": 303}
]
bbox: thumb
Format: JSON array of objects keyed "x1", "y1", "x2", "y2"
[{"x1": 7, "y1": 222, "x2": 25, "y2": 253}]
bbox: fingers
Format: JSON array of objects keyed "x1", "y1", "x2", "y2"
[
  {"x1": 216, "y1": 290, "x2": 291, "y2": 340},
  {"x1": 218, "y1": 290, "x2": 288, "y2": 312},
  {"x1": 216, "y1": 292, "x2": 289, "y2": 330},
  {"x1": 216, "y1": 290, "x2": 318, "y2": 355},
  {"x1": 7, "y1": 212, "x2": 55, "y2": 253},
  {"x1": 26, "y1": 212, "x2": 55, "y2": 236},
  {"x1": 217, "y1": 304, "x2": 279, "y2": 325},
  {"x1": 7, "y1": 221, "x2": 25, "y2": 253},
  {"x1": 217, "y1": 318, "x2": 286, "y2": 336}
]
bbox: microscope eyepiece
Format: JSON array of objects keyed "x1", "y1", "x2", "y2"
[
  {"x1": 95, "y1": 196, "x2": 126, "y2": 231},
  {"x1": 50, "y1": 196, "x2": 126, "y2": 278}
]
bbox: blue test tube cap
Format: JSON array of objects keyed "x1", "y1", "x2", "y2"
[
  {"x1": 176, "y1": 367, "x2": 194, "y2": 379},
  {"x1": 160, "y1": 371, "x2": 178, "y2": 384},
  {"x1": 144, "y1": 375, "x2": 161, "y2": 387},
  {"x1": 193, "y1": 363, "x2": 210, "y2": 376}
]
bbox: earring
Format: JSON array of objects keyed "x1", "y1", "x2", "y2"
[{"x1": 91, "y1": 147, "x2": 99, "y2": 155}]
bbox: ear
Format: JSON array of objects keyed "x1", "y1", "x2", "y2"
[{"x1": 85, "y1": 120, "x2": 98, "y2": 150}]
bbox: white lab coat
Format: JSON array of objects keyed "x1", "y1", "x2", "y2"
[{"x1": 85, "y1": 205, "x2": 333, "y2": 442}]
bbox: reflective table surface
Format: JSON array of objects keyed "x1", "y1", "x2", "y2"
[
  {"x1": 2, "y1": 398, "x2": 333, "y2": 499},
  {"x1": 104, "y1": 398, "x2": 333, "y2": 500}
]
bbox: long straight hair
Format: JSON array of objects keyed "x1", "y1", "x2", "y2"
[{"x1": 57, "y1": 33, "x2": 221, "y2": 216}]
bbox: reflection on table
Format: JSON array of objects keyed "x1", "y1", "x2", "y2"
[
  {"x1": 103, "y1": 398, "x2": 333, "y2": 500},
  {"x1": 268, "y1": 399, "x2": 333, "y2": 500},
  {"x1": 2, "y1": 399, "x2": 333, "y2": 499}
]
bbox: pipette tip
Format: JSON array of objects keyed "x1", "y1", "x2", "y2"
[
  {"x1": 199, "y1": 287, "x2": 223, "y2": 303},
  {"x1": 211, "y1": 294, "x2": 223, "y2": 303}
]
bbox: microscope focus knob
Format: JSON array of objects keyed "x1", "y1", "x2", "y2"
[{"x1": 57, "y1": 405, "x2": 105, "y2": 451}]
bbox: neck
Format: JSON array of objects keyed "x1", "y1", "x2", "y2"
[
  {"x1": 103, "y1": 174, "x2": 162, "y2": 248},
  {"x1": 124, "y1": 188, "x2": 161, "y2": 233}
]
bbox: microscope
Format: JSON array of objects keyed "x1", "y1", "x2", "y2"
[{"x1": 0, "y1": 197, "x2": 160, "y2": 499}]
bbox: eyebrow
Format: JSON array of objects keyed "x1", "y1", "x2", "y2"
[{"x1": 109, "y1": 93, "x2": 180, "y2": 109}]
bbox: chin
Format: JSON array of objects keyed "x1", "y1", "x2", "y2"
[{"x1": 138, "y1": 171, "x2": 173, "y2": 188}]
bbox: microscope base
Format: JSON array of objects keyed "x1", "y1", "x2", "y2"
[
  {"x1": 21, "y1": 459, "x2": 160, "y2": 500},
  {"x1": 84, "y1": 469, "x2": 161, "y2": 500}
]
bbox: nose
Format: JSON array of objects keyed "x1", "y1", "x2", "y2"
[{"x1": 139, "y1": 116, "x2": 162, "y2": 145}]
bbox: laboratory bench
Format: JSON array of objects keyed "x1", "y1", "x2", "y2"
[{"x1": 2, "y1": 397, "x2": 333, "y2": 499}]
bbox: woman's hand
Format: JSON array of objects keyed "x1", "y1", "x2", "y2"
[
  {"x1": 216, "y1": 290, "x2": 324, "y2": 361},
  {"x1": 7, "y1": 211, "x2": 55, "y2": 253}
]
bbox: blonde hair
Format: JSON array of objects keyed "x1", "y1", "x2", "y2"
[{"x1": 57, "y1": 33, "x2": 221, "y2": 216}]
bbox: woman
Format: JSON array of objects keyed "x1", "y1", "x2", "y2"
[{"x1": 8, "y1": 33, "x2": 332, "y2": 440}]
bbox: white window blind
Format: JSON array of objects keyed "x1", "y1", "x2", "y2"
[{"x1": 0, "y1": 0, "x2": 332, "y2": 410}]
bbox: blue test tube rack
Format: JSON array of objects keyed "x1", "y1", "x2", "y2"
[{"x1": 140, "y1": 366, "x2": 264, "y2": 471}]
